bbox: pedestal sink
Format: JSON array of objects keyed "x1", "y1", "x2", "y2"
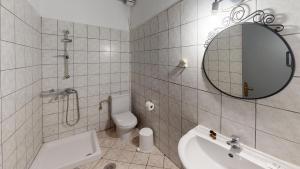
[{"x1": 178, "y1": 125, "x2": 300, "y2": 169}]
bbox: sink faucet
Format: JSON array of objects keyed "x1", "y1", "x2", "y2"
[{"x1": 226, "y1": 135, "x2": 241, "y2": 153}]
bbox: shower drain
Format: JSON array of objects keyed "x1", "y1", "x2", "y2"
[{"x1": 103, "y1": 163, "x2": 116, "y2": 169}]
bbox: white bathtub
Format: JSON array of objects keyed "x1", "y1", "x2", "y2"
[{"x1": 30, "y1": 131, "x2": 101, "y2": 169}]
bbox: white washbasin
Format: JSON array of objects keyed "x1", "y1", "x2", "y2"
[{"x1": 178, "y1": 125, "x2": 300, "y2": 169}]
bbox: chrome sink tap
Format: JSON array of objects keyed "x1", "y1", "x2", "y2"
[{"x1": 227, "y1": 135, "x2": 241, "y2": 153}]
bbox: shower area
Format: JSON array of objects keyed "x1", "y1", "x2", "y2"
[{"x1": 0, "y1": 0, "x2": 131, "y2": 168}]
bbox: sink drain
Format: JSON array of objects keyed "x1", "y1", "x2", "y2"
[{"x1": 104, "y1": 163, "x2": 116, "y2": 169}]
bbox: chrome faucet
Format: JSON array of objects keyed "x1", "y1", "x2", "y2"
[{"x1": 226, "y1": 135, "x2": 241, "y2": 153}]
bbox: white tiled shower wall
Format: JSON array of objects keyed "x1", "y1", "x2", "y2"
[
  {"x1": 41, "y1": 18, "x2": 131, "y2": 142},
  {"x1": 0, "y1": 0, "x2": 43, "y2": 168},
  {"x1": 130, "y1": 0, "x2": 300, "y2": 167}
]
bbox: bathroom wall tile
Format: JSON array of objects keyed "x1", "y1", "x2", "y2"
[
  {"x1": 42, "y1": 78, "x2": 57, "y2": 91},
  {"x1": 1, "y1": 41, "x2": 16, "y2": 70},
  {"x1": 42, "y1": 34, "x2": 58, "y2": 50},
  {"x1": 181, "y1": 0, "x2": 197, "y2": 24},
  {"x1": 74, "y1": 51, "x2": 87, "y2": 63},
  {"x1": 15, "y1": 18, "x2": 26, "y2": 45},
  {"x1": 2, "y1": 0, "x2": 15, "y2": 12},
  {"x1": 111, "y1": 41, "x2": 121, "y2": 52},
  {"x1": 121, "y1": 31, "x2": 130, "y2": 41},
  {"x1": 1, "y1": 69, "x2": 16, "y2": 96},
  {"x1": 88, "y1": 39, "x2": 100, "y2": 51},
  {"x1": 2, "y1": 93, "x2": 16, "y2": 120},
  {"x1": 58, "y1": 20, "x2": 74, "y2": 36},
  {"x1": 42, "y1": 65, "x2": 57, "y2": 78},
  {"x1": 121, "y1": 42, "x2": 130, "y2": 52},
  {"x1": 111, "y1": 29, "x2": 121, "y2": 41},
  {"x1": 42, "y1": 18, "x2": 58, "y2": 34},
  {"x1": 182, "y1": 68, "x2": 197, "y2": 88},
  {"x1": 257, "y1": 105, "x2": 300, "y2": 143},
  {"x1": 198, "y1": 109, "x2": 220, "y2": 132},
  {"x1": 257, "y1": 77, "x2": 300, "y2": 113},
  {"x1": 182, "y1": 45, "x2": 197, "y2": 68},
  {"x1": 197, "y1": 0, "x2": 212, "y2": 19},
  {"x1": 74, "y1": 37, "x2": 88, "y2": 51},
  {"x1": 74, "y1": 23, "x2": 88, "y2": 37},
  {"x1": 2, "y1": 114, "x2": 16, "y2": 142},
  {"x1": 222, "y1": 96, "x2": 255, "y2": 127},
  {"x1": 221, "y1": 118, "x2": 255, "y2": 147},
  {"x1": 100, "y1": 40, "x2": 111, "y2": 52},
  {"x1": 169, "y1": 27, "x2": 181, "y2": 48},
  {"x1": 1, "y1": 7, "x2": 15, "y2": 42},
  {"x1": 158, "y1": 10, "x2": 169, "y2": 32},
  {"x1": 159, "y1": 31, "x2": 169, "y2": 49},
  {"x1": 88, "y1": 25, "x2": 100, "y2": 39},
  {"x1": 256, "y1": 131, "x2": 300, "y2": 166},
  {"x1": 168, "y1": 3, "x2": 181, "y2": 29},
  {"x1": 100, "y1": 27, "x2": 111, "y2": 40},
  {"x1": 198, "y1": 90, "x2": 221, "y2": 115}
]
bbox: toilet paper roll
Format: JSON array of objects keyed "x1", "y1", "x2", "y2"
[{"x1": 145, "y1": 101, "x2": 155, "y2": 111}]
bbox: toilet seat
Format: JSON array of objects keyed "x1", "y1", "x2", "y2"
[{"x1": 112, "y1": 111, "x2": 137, "y2": 129}]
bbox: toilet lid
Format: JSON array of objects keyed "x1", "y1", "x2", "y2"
[{"x1": 112, "y1": 111, "x2": 137, "y2": 128}]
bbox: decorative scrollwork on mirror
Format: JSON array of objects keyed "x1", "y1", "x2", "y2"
[{"x1": 204, "y1": 4, "x2": 284, "y2": 47}]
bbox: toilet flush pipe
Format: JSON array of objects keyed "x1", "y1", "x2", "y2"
[{"x1": 99, "y1": 96, "x2": 112, "y2": 114}]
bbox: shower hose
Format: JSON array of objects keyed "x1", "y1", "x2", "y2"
[{"x1": 64, "y1": 88, "x2": 80, "y2": 126}]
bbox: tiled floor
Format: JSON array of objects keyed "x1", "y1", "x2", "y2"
[{"x1": 77, "y1": 128, "x2": 180, "y2": 169}]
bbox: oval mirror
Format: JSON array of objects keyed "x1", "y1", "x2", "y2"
[{"x1": 203, "y1": 23, "x2": 295, "y2": 99}]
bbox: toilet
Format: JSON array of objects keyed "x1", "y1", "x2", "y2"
[{"x1": 111, "y1": 94, "x2": 137, "y2": 141}]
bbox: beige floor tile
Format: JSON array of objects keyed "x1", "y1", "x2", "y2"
[
  {"x1": 76, "y1": 160, "x2": 98, "y2": 169},
  {"x1": 146, "y1": 166, "x2": 163, "y2": 169},
  {"x1": 132, "y1": 152, "x2": 149, "y2": 165},
  {"x1": 95, "y1": 128, "x2": 178, "y2": 169},
  {"x1": 100, "y1": 138, "x2": 119, "y2": 148},
  {"x1": 118, "y1": 150, "x2": 135, "y2": 163},
  {"x1": 129, "y1": 164, "x2": 146, "y2": 169},
  {"x1": 163, "y1": 157, "x2": 180, "y2": 169},
  {"x1": 116, "y1": 161, "x2": 130, "y2": 169},
  {"x1": 147, "y1": 154, "x2": 164, "y2": 168},
  {"x1": 93, "y1": 159, "x2": 112, "y2": 169},
  {"x1": 103, "y1": 149, "x2": 120, "y2": 161},
  {"x1": 150, "y1": 147, "x2": 164, "y2": 155}
]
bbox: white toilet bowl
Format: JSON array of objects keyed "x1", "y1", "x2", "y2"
[
  {"x1": 112, "y1": 111, "x2": 137, "y2": 141},
  {"x1": 111, "y1": 94, "x2": 137, "y2": 141}
]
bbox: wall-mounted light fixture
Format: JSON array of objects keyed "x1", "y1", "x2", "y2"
[
  {"x1": 212, "y1": 0, "x2": 223, "y2": 14},
  {"x1": 212, "y1": 0, "x2": 242, "y2": 14}
]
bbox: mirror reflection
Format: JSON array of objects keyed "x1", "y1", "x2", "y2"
[{"x1": 203, "y1": 23, "x2": 295, "y2": 99}]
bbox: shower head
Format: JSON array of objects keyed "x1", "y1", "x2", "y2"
[{"x1": 122, "y1": 0, "x2": 136, "y2": 6}]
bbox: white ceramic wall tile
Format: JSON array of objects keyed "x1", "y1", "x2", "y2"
[
  {"x1": 168, "y1": 3, "x2": 181, "y2": 29},
  {"x1": 257, "y1": 105, "x2": 300, "y2": 143},
  {"x1": 221, "y1": 118, "x2": 255, "y2": 147},
  {"x1": 74, "y1": 23, "x2": 88, "y2": 37},
  {"x1": 158, "y1": 11, "x2": 169, "y2": 32},
  {"x1": 42, "y1": 18, "x2": 58, "y2": 34},
  {"x1": 100, "y1": 27, "x2": 111, "y2": 40},
  {"x1": 88, "y1": 25, "x2": 100, "y2": 39},
  {"x1": 1, "y1": 7, "x2": 15, "y2": 42},
  {"x1": 222, "y1": 96, "x2": 255, "y2": 127},
  {"x1": 181, "y1": 0, "x2": 198, "y2": 24},
  {"x1": 256, "y1": 131, "x2": 300, "y2": 166}
]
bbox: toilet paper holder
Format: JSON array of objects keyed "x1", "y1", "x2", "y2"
[{"x1": 145, "y1": 100, "x2": 155, "y2": 111}]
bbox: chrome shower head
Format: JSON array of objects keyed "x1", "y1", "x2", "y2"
[{"x1": 123, "y1": 0, "x2": 136, "y2": 6}]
